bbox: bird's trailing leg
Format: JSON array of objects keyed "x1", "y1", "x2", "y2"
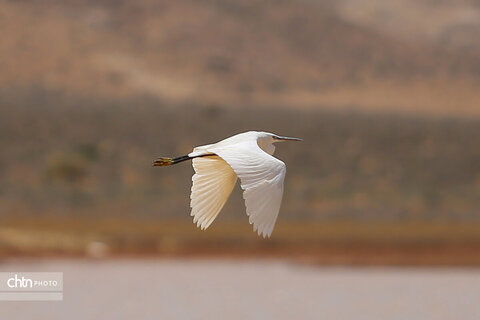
[
  {"x1": 153, "y1": 155, "x2": 191, "y2": 166},
  {"x1": 153, "y1": 154, "x2": 215, "y2": 166}
]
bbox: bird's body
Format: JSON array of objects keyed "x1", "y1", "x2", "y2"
[{"x1": 153, "y1": 131, "x2": 302, "y2": 237}]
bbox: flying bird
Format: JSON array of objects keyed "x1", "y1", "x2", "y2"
[{"x1": 153, "y1": 131, "x2": 302, "y2": 237}]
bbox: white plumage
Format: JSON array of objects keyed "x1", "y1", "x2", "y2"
[{"x1": 154, "y1": 131, "x2": 302, "y2": 238}]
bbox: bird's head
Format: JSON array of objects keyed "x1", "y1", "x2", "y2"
[{"x1": 256, "y1": 132, "x2": 303, "y2": 155}]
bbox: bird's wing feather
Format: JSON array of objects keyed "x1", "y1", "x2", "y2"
[
  {"x1": 213, "y1": 141, "x2": 286, "y2": 237},
  {"x1": 190, "y1": 156, "x2": 237, "y2": 230}
]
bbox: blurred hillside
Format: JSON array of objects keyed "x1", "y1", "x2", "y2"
[{"x1": 1, "y1": 0, "x2": 480, "y2": 116}]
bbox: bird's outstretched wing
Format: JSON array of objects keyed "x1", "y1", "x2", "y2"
[
  {"x1": 213, "y1": 141, "x2": 286, "y2": 238},
  {"x1": 190, "y1": 156, "x2": 237, "y2": 230}
]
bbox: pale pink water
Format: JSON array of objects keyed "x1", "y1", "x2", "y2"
[{"x1": 1, "y1": 258, "x2": 479, "y2": 320}]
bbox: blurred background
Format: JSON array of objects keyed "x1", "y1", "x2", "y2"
[{"x1": 1, "y1": 0, "x2": 480, "y2": 319}]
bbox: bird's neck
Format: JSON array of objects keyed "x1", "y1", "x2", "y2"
[{"x1": 257, "y1": 140, "x2": 276, "y2": 155}]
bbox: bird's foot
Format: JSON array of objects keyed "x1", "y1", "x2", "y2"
[{"x1": 152, "y1": 157, "x2": 174, "y2": 166}]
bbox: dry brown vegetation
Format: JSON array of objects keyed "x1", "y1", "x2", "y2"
[
  {"x1": 1, "y1": 95, "x2": 480, "y2": 221},
  {"x1": 2, "y1": 217, "x2": 480, "y2": 265}
]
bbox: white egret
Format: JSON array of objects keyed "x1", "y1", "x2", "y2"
[{"x1": 153, "y1": 131, "x2": 302, "y2": 238}]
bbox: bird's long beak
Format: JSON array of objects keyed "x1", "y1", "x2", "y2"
[{"x1": 274, "y1": 136, "x2": 303, "y2": 142}]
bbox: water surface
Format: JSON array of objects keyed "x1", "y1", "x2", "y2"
[{"x1": 1, "y1": 258, "x2": 479, "y2": 320}]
